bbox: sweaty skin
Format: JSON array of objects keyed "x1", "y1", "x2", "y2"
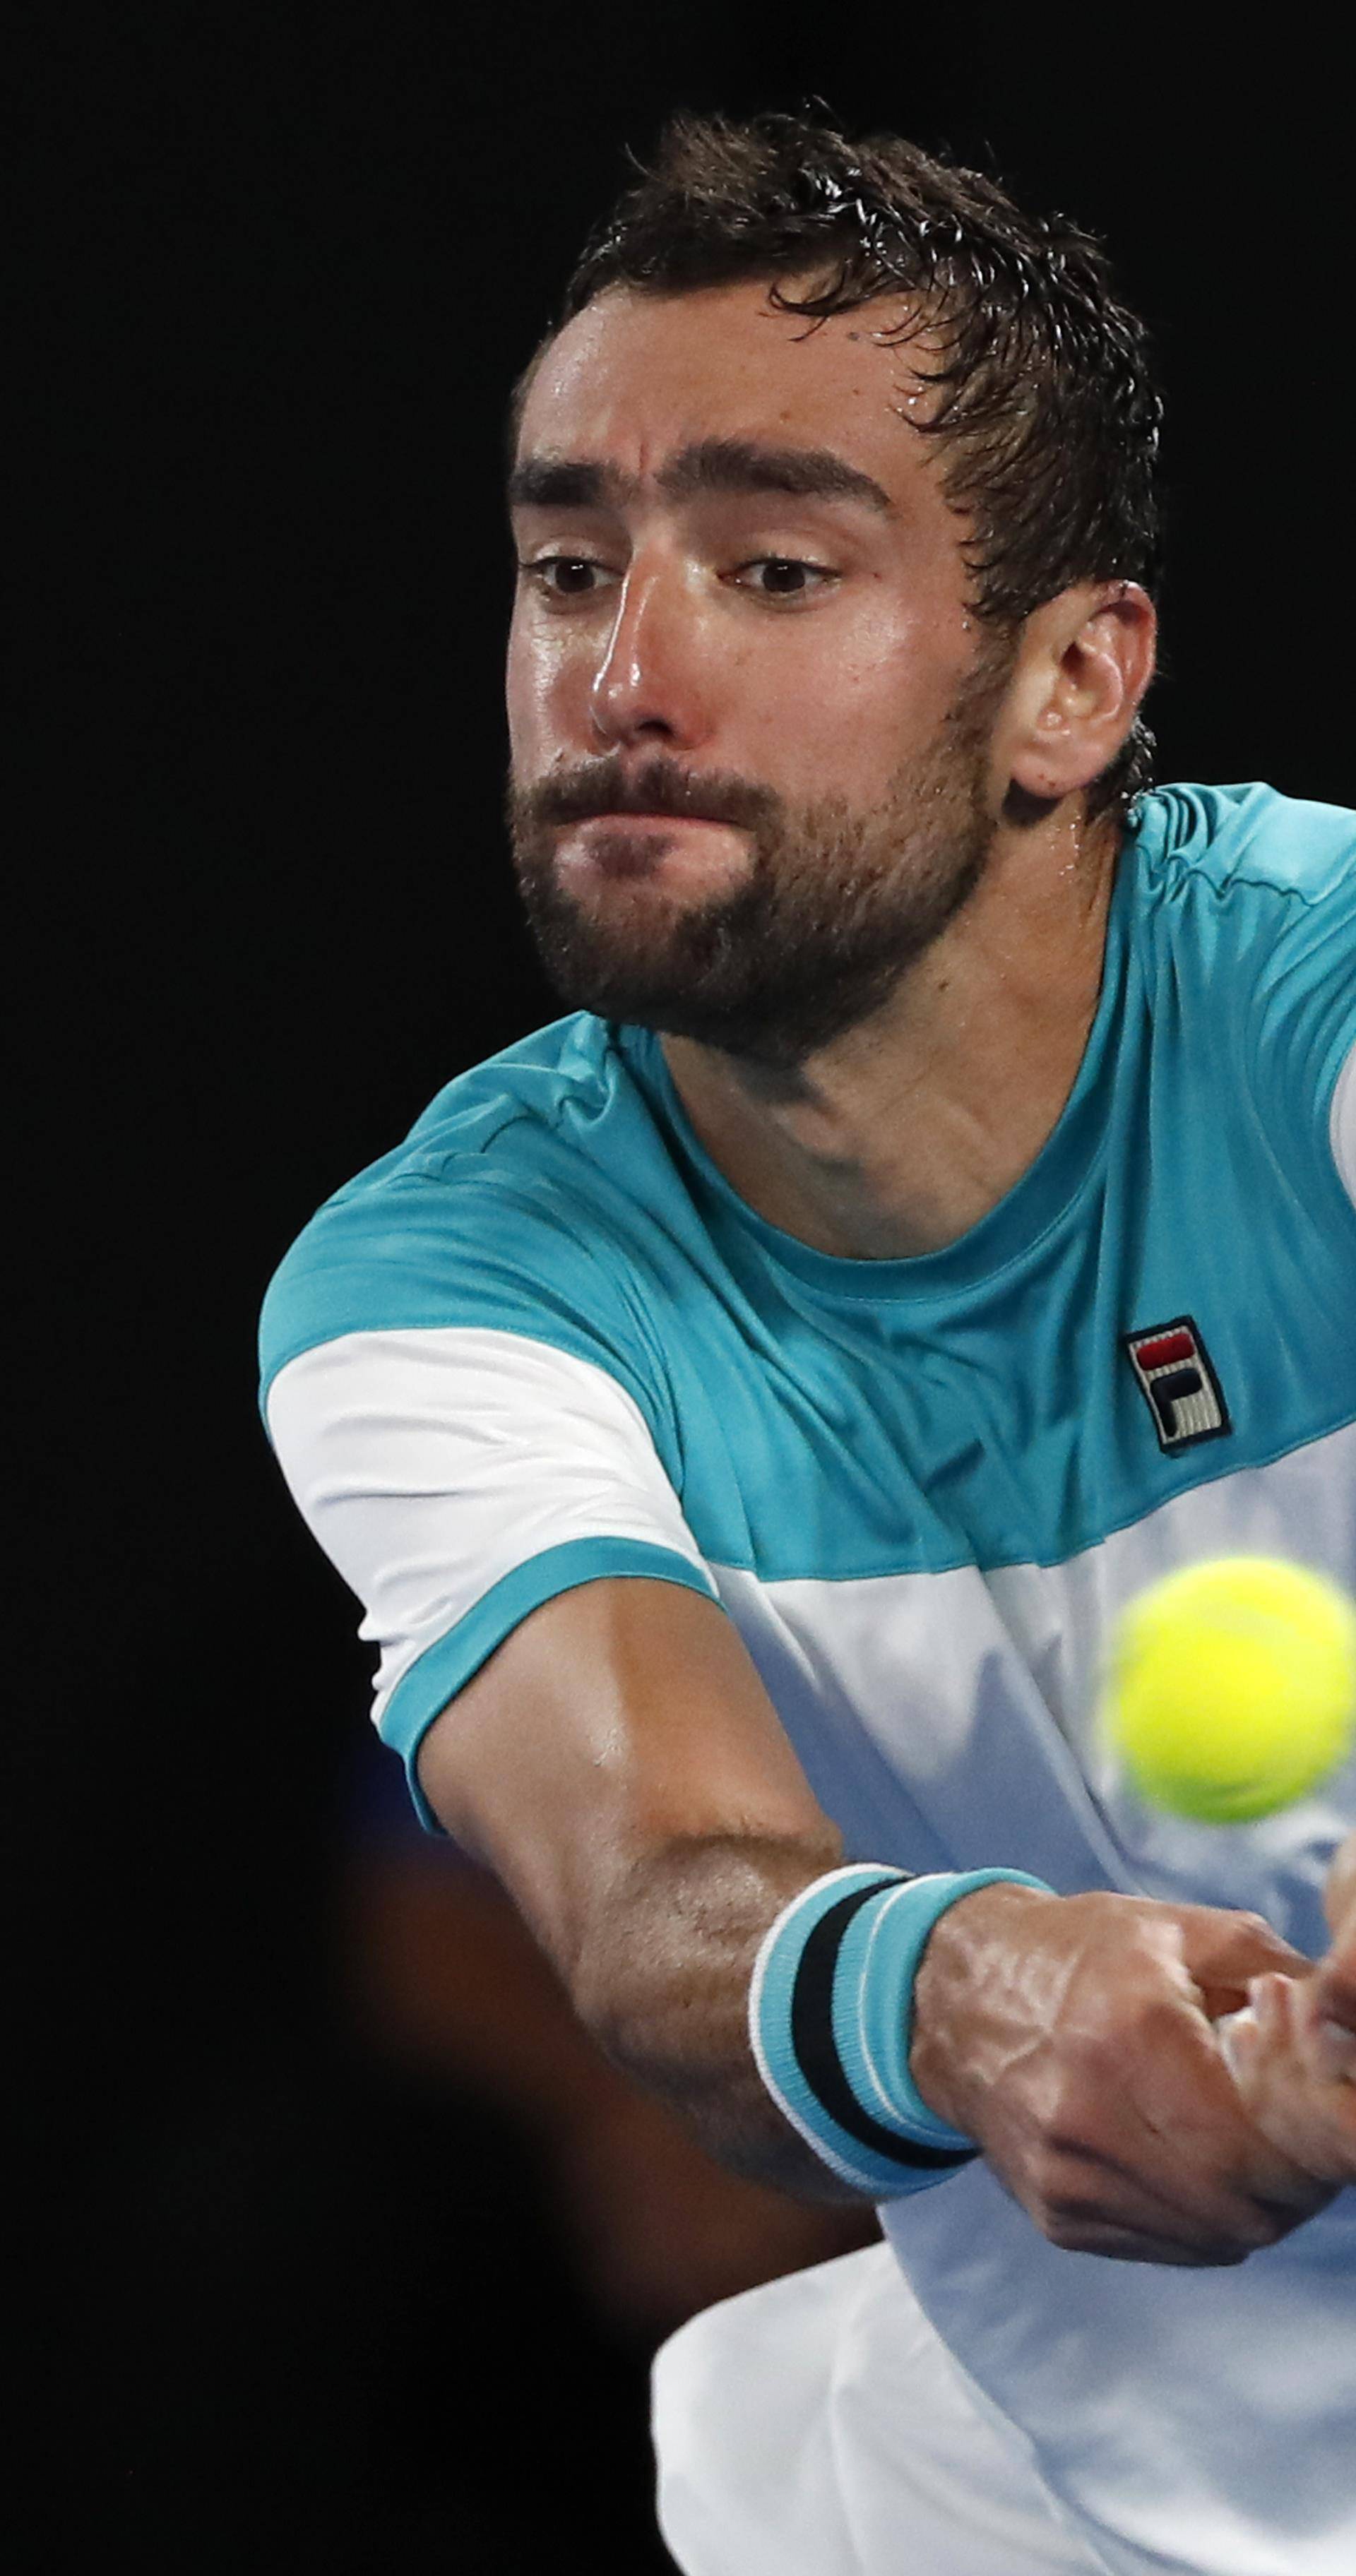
[
  {"x1": 417, "y1": 275, "x2": 1354, "y2": 2260},
  {"x1": 506, "y1": 277, "x2": 1156, "y2": 1257}
]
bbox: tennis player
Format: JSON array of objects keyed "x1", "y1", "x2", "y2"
[{"x1": 261, "y1": 112, "x2": 1356, "y2": 2574}]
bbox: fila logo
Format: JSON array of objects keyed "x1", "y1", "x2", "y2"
[{"x1": 1124, "y1": 1316, "x2": 1231, "y2": 1453}]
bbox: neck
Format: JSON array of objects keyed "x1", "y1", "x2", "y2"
[{"x1": 661, "y1": 802, "x2": 1122, "y2": 1260}]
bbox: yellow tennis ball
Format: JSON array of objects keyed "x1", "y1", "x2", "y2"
[{"x1": 1102, "y1": 1557, "x2": 1356, "y2": 1822}]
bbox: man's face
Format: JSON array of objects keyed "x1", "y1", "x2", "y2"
[{"x1": 505, "y1": 278, "x2": 1011, "y2": 1065}]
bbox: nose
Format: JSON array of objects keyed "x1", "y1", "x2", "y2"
[{"x1": 588, "y1": 561, "x2": 711, "y2": 751}]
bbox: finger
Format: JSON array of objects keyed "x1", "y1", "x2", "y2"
[
  {"x1": 1313, "y1": 2019, "x2": 1356, "y2": 2081},
  {"x1": 1040, "y1": 2222, "x2": 1259, "y2": 2268},
  {"x1": 1311, "y1": 1945, "x2": 1356, "y2": 2042},
  {"x1": 1215, "y1": 2003, "x2": 1256, "y2": 2085},
  {"x1": 1322, "y1": 1831, "x2": 1356, "y2": 1940},
  {"x1": 1013, "y1": 2140, "x2": 1288, "y2": 2266},
  {"x1": 1232, "y1": 1978, "x2": 1356, "y2": 2178},
  {"x1": 1292, "y1": 1972, "x2": 1356, "y2": 2080},
  {"x1": 1174, "y1": 1907, "x2": 1312, "y2": 2010},
  {"x1": 1249, "y1": 1971, "x2": 1288, "y2": 2039},
  {"x1": 1061, "y1": 2145, "x2": 1304, "y2": 2260},
  {"x1": 1119, "y1": 1992, "x2": 1331, "y2": 2217},
  {"x1": 1250, "y1": 1971, "x2": 1327, "y2": 2077}
]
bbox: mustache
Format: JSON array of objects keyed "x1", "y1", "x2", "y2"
[{"x1": 515, "y1": 755, "x2": 778, "y2": 835}]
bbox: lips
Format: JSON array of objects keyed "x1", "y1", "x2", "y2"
[
  {"x1": 554, "y1": 811, "x2": 751, "y2": 885},
  {"x1": 566, "y1": 809, "x2": 738, "y2": 829}
]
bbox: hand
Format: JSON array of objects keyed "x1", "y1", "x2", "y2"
[
  {"x1": 1223, "y1": 1832, "x2": 1356, "y2": 2182},
  {"x1": 910, "y1": 1883, "x2": 1336, "y2": 2265},
  {"x1": 1322, "y1": 1827, "x2": 1356, "y2": 1948}
]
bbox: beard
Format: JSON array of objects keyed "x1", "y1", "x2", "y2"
[{"x1": 506, "y1": 648, "x2": 1009, "y2": 1071}]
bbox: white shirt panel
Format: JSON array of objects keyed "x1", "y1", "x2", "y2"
[
  {"x1": 266, "y1": 1325, "x2": 710, "y2": 1724},
  {"x1": 716, "y1": 1420, "x2": 1356, "y2": 1940},
  {"x1": 653, "y1": 2244, "x2": 1100, "y2": 2576},
  {"x1": 884, "y1": 2171, "x2": 1356, "y2": 2576}
]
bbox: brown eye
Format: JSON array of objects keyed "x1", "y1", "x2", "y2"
[
  {"x1": 735, "y1": 557, "x2": 835, "y2": 601},
  {"x1": 759, "y1": 559, "x2": 811, "y2": 594},
  {"x1": 518, "y1": 556, "x2": 608, "y2": 597}
]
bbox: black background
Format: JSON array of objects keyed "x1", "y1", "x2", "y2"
[{"x1": 18, "y1": 5, "x2": 1355, "y2": 2567}]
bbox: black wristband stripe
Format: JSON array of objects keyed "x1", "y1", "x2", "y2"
[{"x1": 788, "y1": 1879, "x2": 976, "y2": 2175}]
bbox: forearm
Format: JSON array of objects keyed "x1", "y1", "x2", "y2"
[
  {"x1": 571, "y1": 1825, "x2": 864, "y2": 2200},
  {"x1": 416, "y1": 1591, "x2": 1062, "y2": 2204}
]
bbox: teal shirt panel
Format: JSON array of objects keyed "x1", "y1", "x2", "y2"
[{"x1": 259, "y1": 783, "x2": 1356, "y2": 1587}]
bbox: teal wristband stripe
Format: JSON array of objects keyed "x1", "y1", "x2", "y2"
[
  {"x1": 751, "y1": 1863, "x2": 1054, "y2": 2198},
  {"x1": 850, "y1": 1871, "x2": 1053, "y2": 2149},
  {"x1": 751, "y1": 1867, "x2": 927, "y2": 2195}
]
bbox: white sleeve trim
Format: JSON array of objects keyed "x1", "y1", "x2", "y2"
[
  {"x1": 1329, "y1": 1038, "x2": 1356, "y2": 1207},
  {"x1": 266, "y1": 1325, "x2": 709, "y2": 1729}
]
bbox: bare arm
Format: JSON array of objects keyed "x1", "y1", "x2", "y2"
[
  {"x1": 417, "y1": 1574, "x2": 1333, "y2": 2251},
  {"x1": 417, "y1": 1576, "x2": 854, "y2": 2197}
]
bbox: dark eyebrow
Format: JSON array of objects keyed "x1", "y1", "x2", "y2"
[{"x1": 507, "y1": 436, "x2": 895, "y2": 519}]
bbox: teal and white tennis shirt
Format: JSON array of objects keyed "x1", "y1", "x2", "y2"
[{"x1": 261, "y1": 780, "x2": 1356, "y2": 2575}]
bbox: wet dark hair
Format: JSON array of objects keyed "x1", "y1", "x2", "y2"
[{"x1": 518, "y1": 107, "x2": 1162, "y2": 821}]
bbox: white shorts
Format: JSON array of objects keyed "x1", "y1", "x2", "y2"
[{"x1": 653, "y1": 2243, "x2": 1108, "y2": 2576}]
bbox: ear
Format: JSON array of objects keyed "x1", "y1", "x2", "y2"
[{"x1": 1005, "y1": 583, "x2": 1157, "y2": 804}]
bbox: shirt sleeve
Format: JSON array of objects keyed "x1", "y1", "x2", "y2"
[{"x1": 261, "y1": 1171, "x2": 720, "y2": 1825}]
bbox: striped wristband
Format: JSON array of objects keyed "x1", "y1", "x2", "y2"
[{"x1": 749, "y1": 1864, "x2": 1054, "y2": 2198}]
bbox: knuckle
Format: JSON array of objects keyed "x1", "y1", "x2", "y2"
[
  {"x1": 1042, "y1": 2213, "x2": 1096, "y2": 2253},
  {"x1": 1021, "y1": 2147, "x2": 1095, "y2": 2236},
  {"x1": 1026, "y1": 2159, "x2": 1110, "y2": 2250},
  {"x1": 1196, "y1": 2203, "x2": 1283, "y2": 2260},
  {"x1": 1237, "y1": 2202, "x2": 1290, "y2": 2250},
  {"x1": 1026, "y1": 2176, "x2": 1102, "y2": 2250},
  {"x1": 1131, "y1": 1989, "x2": 1191, "y2": 2050},
  {"x1": 1023, "y1": 2143, "x2": 1071, "y2": 2210},
  {"x1": 1039, "y1": 2080, "x2": 1101, "y2": 2159}
]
